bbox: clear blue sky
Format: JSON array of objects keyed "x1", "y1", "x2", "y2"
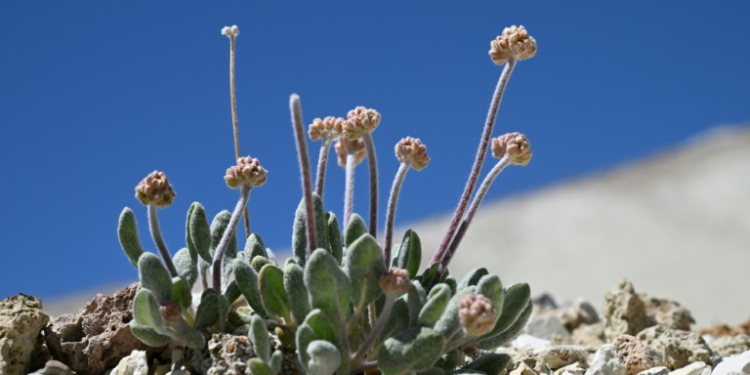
[{"x1": 1, "y1": 2, "x2": 748, "y2": 300}]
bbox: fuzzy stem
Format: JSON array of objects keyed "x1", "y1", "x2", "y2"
[
  {"x1": 212, "y1": 185, "x2": 252, "y2": 291},
  {"x1": 314, "y1": 138, "x2": 333, "y2": 199},
  {"x1": 383, "y1": 162, "x2": 410, "y2": 267},
  {"x1": 227, "y1": 32, "x2": 250, "y2": 239},
  {"x1": 362, "y1": 133, "x2": 379, "y2": 238},
  {"x1": 290, "y1": 94, "x2": 317, "y2": 254},
  {"x1": 148, "y1": 203, "x2": 179, "y2": 277},
  {"x1": 198, "y1": 260, "x2": 209, "y2": 290},
  {"x1": 343, "y1": 152, "x2": 356, "y2": 230},
  {"x1": 352, "y1": 295, "x2": 396, "y2": 365},
  {"x1": 432, "y1": 156, "x2": 510, "y2": 285},
  {"x1": 429, "y1": 58, "x2": 517, "y2": 269}
]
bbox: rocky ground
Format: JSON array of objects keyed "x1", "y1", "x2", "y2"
[{"x1": 2, "y1": 279, "x2": 749, "y2": 375}]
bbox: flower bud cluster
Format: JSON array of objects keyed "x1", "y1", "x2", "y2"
[
  {"x1": 458, "y1": 293, "x2": 497, "y2": 336},
  {"x1": 489, "y1": 25, "x2": 537, "y2": 65},
  {"x1": 395, "y1": 137, "x2": 430, "y2": 171},
  {"x1": 135, "y1": 171, "x2": 176, "y2": 208},
  {"x1": 335, "y1": 137, "x2": 367, "y2": 167},
  {"x1": 379, "y1": 267, "x2": 411, "y2": 296},
  {"x1": 343, "y1": 107, "x2": 381, "y2": 139},
  {"x1": 224, "y1": 157, "x2": 268, "y2": 189},
  {"x1": 308, "y1": 116, "x2": 345, "y2": 141},
  {"x1": 221, "y1": 25, "x2": 240, "y2": 38},
  {"x1": 491, "y1": 132, "x2": 532, "y2": 166}
]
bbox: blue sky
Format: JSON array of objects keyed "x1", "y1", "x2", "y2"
[{"x1": 1, "y1": 2, "x2": 748, "y2": 300}]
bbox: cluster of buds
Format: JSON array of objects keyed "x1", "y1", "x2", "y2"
[
  {"x1": 224, "y1": 157, "x2": 268, "y2": 188},
  {"x1": 343, "y1": 106, "x2": 381, "y2": 139},
  {"x1": 308, "y1": 116, "x2": 345, "y2": 141},
  {"x1": 335, "y1": 137, "x2": 367, "y2": 167},
  {"x1": 395, "y1": 137, "x2": 430, "y2": 171},
  {"x1": 378, "y1": 267, "x2": 411, "y2": 296},
  {"x1": 135, "y1": 171, "x2": 176, "y2": 208},
  {"x1": 221, "y1": 25, "x2": 240, "y2": 38},
  {"x1": 159, "y1": 300, "x2": 183, "y2": 325},
  {"x1": 458, "y1": 293, "x2": 497, "y2": 336},
  {"x1": 489, "y1": 25, "x2": 537, "y2": 65},
  {"x1": 492, "y1": 132, "x2": 532, "y2": 166}
]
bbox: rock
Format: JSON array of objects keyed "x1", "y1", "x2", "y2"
[
  {"x1": 705, "y1": 334, "x2": 750, "y2": 358},
  {"x1": 635, "y1": 366, "x2": 667, "y2": 375},
  {"x1": 534, "y1": 345, "x2": 588, "y2": 370},
  {"x1": 0, "y1": 294, "x2": 50, "y2": 375},
  {"x1": 28, "y1": 360, "x2": 75, "y2": 375},
  {"x1": 109, "y1": 350, "x2": 148, "y2": 375},
  {"x1": 206, "y1": 333, "x2": 254, "y2": 375},
  {"x1": 558, "y1": 299, "x2": 600, "y2": 331},
  {"x1": 668, "y1": 362, "x2": 707, "y2": 375},
  {"x1": 512, "y1": 334, "x2": 551, "y2": 350},
  {"x1": 640, "y1": 296, "x2": 694, "y2": 332},
  {"x1": 604, "y1": 281, "x2": 653, "y2": 342},
  {"x1": 585, "y1": 344, "x2": 626, "y2": 375},
  {"x1": 510, "y1": 362, "x2": 539, "y2": 375},
  {"x1": 43, "y1": 283, "x2": 165, "y2": 375},
  {"x1": 571, "y1": 323, "x2": 605, "y2": 348},
  {"x1": 636, "y1": 327, "x2": 713, "y2": 370},
  {"x1": 526, "y1": 315, "x2": 571, "y2": 340},
  {"x1": 613, "y1": 335, "x2": 664, "y2": 375},
  {"x1": 711, "y1": 350, "x2": 750, "y2": 375},
  {"x1": 554, "y1": 362, "x2": 586, "y2": 375}
]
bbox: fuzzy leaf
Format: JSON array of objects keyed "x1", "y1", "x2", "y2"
[
  {"x1": 270, "y1": 350, "x2": 283, "y2": 375},
  {"x1": 304, "y1": 249, "x2": 351, "y2": 320},
  {"x1": 173, "y1": 248, "x2": 197, "y2": 288},
  {"x1": 378, "y1": 326, "x2": 446, "y2": 375},
  {"x1": 181, "y1": 329, "x2": 207, "y2": 351},
  {"x1": 379, "y1": 298, "x2": 410, "y2": 341},
  {"x1": 251, "y1": 255, "x2": 271, "y2": 272},
  {"x1": 477, "y1": 283, "x2": 530, "y2": 342},
  {"x1": 129, "y1": 321, "x2": 171, "y2": 347},
  {"x1": 138, "y1": 253, "x2": 173, "y2": 303},
  {"x1": 259, "y1": 264, "x2": 291, "y2": 320},
  {"x1": 193, "y1": 289, "x2": 220, "y2": 329},
  {"x1": 343, "y1": 233, "x2": 386, "y2": 307},
  {"x1": 223, "y1": 280, "x2": 241, "y2": 305},
  {"x1": 234, "y1": 259, "x2": 268, "y2": 317},
  {"x1": 250, "y1": 315, "x2": 271, "y2": 362},
  {"x1": 457, "y1": 268, "x2": 488, "y2": 291},
  {"x1": 476, "y1": 301, "x2": 532, "y2": 350},
  {"x1": 396, "y1": 229, "x2": 422, "y2": 279},
  {"x1": 459, "y1": 353, "x2": 511, "y2": 375},
  {"x1": 325, "y1": 212, "x2": 343, "y2": 264},
  {"x1": 172, "y1": 277, "x2": 193, "y2": 311},
  {"x1": 245, "y1": 233, "x2": 268, "y2": 260},
  {"x1": 407, "y1": 280, "x2": 427, "y2": 327},
  {"x1": 209, "y1": 210, "x2": 237, "y2": 259},
  {"x1": 118, "y1": 207, "x2": 144, "y2": 268},
  {"x1": 307, "y1": 340, "x2": 341, "y2": 375},
  {"x1": 476, "y1": 275, "x2": 504, "y2": 316},
  {"x1": 188, "y1": 203, "x2": 212, "y2": 263},
  {"x1": 296, "y1": 309, "x2": 338, "y2": 371},
  {"x1": 133, "y1": 289, "x2": 164, "y2": 330},
  {"x1": 249, "y1": 358, "x2": 275, "y2": 375},
  {"x1": 419, "y1": 283, "x2": 451, "y2": 328},
  {"x1": 344, "y1": 213, "x2": 368, "y2": 247},
  {"x1": 284, "y1": 262, "x2": 311, "y2": 325},
  {"x1": 292, "y1": 194, "x2": 328, "y2": 266},
  {"x1": 184, "y1": 204, "x2": 197, "y2": 263},
  {"x1": 419, "y1": 368, "x2": 447, "y2": 375},
  {"x1": 266, "y1": 248, "x2": 277, "y2": 265}
]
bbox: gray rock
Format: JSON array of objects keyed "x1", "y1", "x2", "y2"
[
  {"x1": 534, "y1": 345, "x2": 588, "y2": 370},
  {"x1": 640, "y1": 296, "x2": 694, "y2": 332},
  {"x1": 558, "y1": 299, "x2": 600, "y2": 331},
  {"x1": 635, "y1": 366, "x2": 668, "y2": 375},
  {"x1": 604, "y1": 281, "x2": 652, "y2": 342},
  {"x1": 44, "y1": 283, "x2": 163, "y2": 375},
  {"x1": 571, "y1": 323, "x2": 605, "y2": 348},
  {"x1": 206, "y1": 333, "x2": 255, "y2": 375},
  {"x1": 28, "y1": 360, "x2": 74, "y2": 375},
  {"x1": 711, "y1": 350, "x2": 750, "y2": 375},
  {"x1": 109, "y1": 350, "x2": 148, "y2": 375},
  {"x1": 614, "y1": 335, "x2": 664, "y2": 375},
  {"x1": 527, "y1": 315, "x2": 571, "y2": 340},
  {"x1": 0, "y1": 294, "x2": 50, "y2": 375},
  {"x1": 585, "y1": 344, "x2": 625, "y2": 375},
  {"x1": 636, "y1": 327, "x2": 714, "y2": 370},
  {"x1": 705, "y1": 334, "x2": 750, "y2": 358},
  {"x1": 554, "y1": 362, "x2": 586, "y2": 375},
  {"x1": 668, "y1": 361, "x2": 706, "y2": 375}
]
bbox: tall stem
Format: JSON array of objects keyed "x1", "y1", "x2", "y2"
[
  {"x1": 429, "y1": 58, "x2": 517, "y2": 267},
  {"x1": 362, "y1": 133, "x2": 379, "y2": 238},
  {"x1": 351, "y1": 295, "x2": 395, "y2": 365},
  {"x1": 431, "y1": 157, "x2": 510, "y2": 286},
  {"x1": 290, "y1": 94, "x2": 317, "y2": 254},
  {"x1": 227, "y1": 33, "x2": 250, "y2": 239},
  {"x1": 314, "y1": 138, "x2": 333, "y2": 199},
  {"x1": 383, "y1": 162, "x2": 410, "y2": 267},
  {"x1": 212, "y1": 185, "x2": 252, "y2": 291},
  {"x1": 343, "y1": 153, "x2": 356, "y2": 230},
  {"x1": 148, "y1": 203, "x2": 179, "y2": 277}
]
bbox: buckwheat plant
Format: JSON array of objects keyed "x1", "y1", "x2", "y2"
[{"x1": 117, "y1": 24, "x2": 537, "y2": 375}]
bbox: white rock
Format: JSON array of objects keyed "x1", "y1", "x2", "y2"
[
  {"x1": 109, "y1": 350, "x2": 149, "y2": 375},
  {"x1": 712, "y1": 350, "x2": 750, "y2": 375},
  {"x1": 636, "y1": 366, "x2": 668, "y2": 375},
  {"x1": 534, "y1": 345, "x2": 588, "y2": 370},
  {"x1": 526, "y1": 314, "x2": 571, "y2": 339},
  {"x1": 669, "y1": 362, "x2": 706, "y2": 375},
  {"x1": 585, "y1": 344, "x2": 625, "y2": 375},
  {"x1": 512, "y1": 334, "x2": 551, "y2": 350},
  {"x1": 554, "y1": 362, "x2": 586, "y2": 375}
]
